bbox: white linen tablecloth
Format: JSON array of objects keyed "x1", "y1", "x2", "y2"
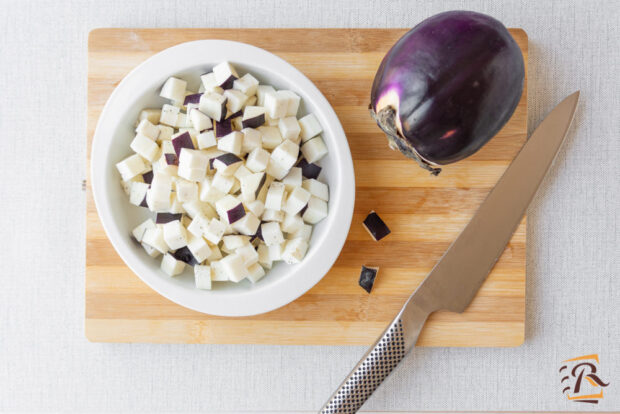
[{"x1": 0, "y1": 0, "x2": 618, "y2": 411}]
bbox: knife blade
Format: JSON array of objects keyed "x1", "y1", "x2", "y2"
[{"x1": 319, "y1": 91, "x2": 580, "y2": 414}]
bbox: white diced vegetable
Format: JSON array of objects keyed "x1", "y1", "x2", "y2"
[
  {"x1": 217, "y1": 131, "x2": 243, "y2": 156},
  {"x1": 265, "y1": 182, "x2": 286, "y2": 210},
  {"x1": 220, "y1": 253, "x2": 248, "y2": 282},
  {"x1": 199, "y1": 177, "x2": 225, "y2": 203},
  {"x1": 199, "y1": 92, "x2": 227, "y2": 122},
  {"x1": 200, "y1": 73, "x2": 223, "y2": 94},
  {"x1": 281, "y1": 167, "x2": 302, "y2": 192},
  {"x1": 302, "y1": 196, "x2": 328, "y2": 224},
  {"x1": 262, "y1": 209, "x2": 284, "y2": 222},
  {"x1": 281, "y1": 212, "x2": 304, "y2": 234},
  {"x1": 215, "y1": 195, "x2": 245, "y2": 224},
  {"x1": 187, "y1": 213, "x2": 210, "y2": 238},
  {"x1": 182, "y1": 200, "x2": 216, "y2": 220},
  {"x1": 190, "y1": 109, "x2": 212, "y2": 132},
  {"x1": 137, "y1": 108, "x2": 162, "y2": 125},
  {"x1": 299, "y1": 113, "x2": 323, "y2": 141},
  {"x1": 245, "y1": 147, "x2": 270, "y2": 173},
  {"x1": 256, "y1": 85, "x2": 276, "y2": 106},
  {"x1": 301, "y1": 135, "x2": 328, "y2": 163},
  {"x1": 270, "y1": 139, "x2": 299, "y2": 171},
  {"x1": 281, "y1": 238, "x2": 308, "y2": 264},
  {"x1": 203, "y1": 218, "x2": 227, "y2": 244},
  {"x1": 261, "y1": 222, "x2": 284, "y2": 246},
  {"x1": 268, "y1": 242, "x2": 284, "y2": 261},
  {"x1": 168, "y1": 197, "x2": 185, "y2": 214},
  {"x1": 142, "y1": 242, "x2": 162, "y2": 258},
  {"x1": 283, "y1": 186, "x2": 311, "y2": 215},
  {"x1": 233, "y1": 73, "x2": 259, "y2": 96},
  {"x1": 160, "y1": 104, "x2": 180, "y2": 126},
  {"x1": 232, "y1": 212, "x2": 260, "y2": 236},
  {"x1": 178, "y1": 148, "x2": 208, "y2": 170},
  {"x1": 194, "y1": 265, "x2": 212, "y2": 289},
  {"x1": 129, "y1": 134, "x2": 160, "y2": 162},
  {"x1": 246, "y1": 199, "x2": 265, "y2": 218},
  {"x1": 146, "y1": 172, "x2": 172, "y2": 212},
  {"x1": 161, "y1": 253, "x2": 185, "y2": 276},
  {"x1": 241, "y1": 128, "x2": 262, "y2": 153},
  {"x1": 292, "y1": 223, "x2": 313, "y2": 241},
  {"x1": 265, "y1": 159, "x2": 289, "y2": 180},
  {"x1": 213, "y1": 61, "x2": 239, "y2": 88},
  {"x1": 240, "y1": 172, "x2": 266, "y2": 202},
  {"x1": 212, "y1": 171, "x2": 235, "y2": 193},
  {"x1": 210, "y1": 260, "x2": 228, "y2": 281},
  {"x1": 236, "y1": 243, "x2": 259, "y2": 266},
  {"x1": 162, "y1": 220, "x2": 188, "y2": 250},
  {"x1": 278, "y1": 90, "x2": 301, "y2": 117},
  {"x1": 246, "y1": 262, "x2": 266, "y2": 283},
  {"x1": 223, "y1": 235, "x2": 250, "y2": 250},
  {"x1": 197, "y1": 130, "x2": 217, "y2": 149},
  {"x1": 187, "y1": 234, "x2": 212, "y2": 263},
  {"x1": 233, "y1": 164, "x2": 251, "y2": 180},
  {"x1": 142, "y1": 226, "x2": 168, "y2": 254},
  {"x1": 241, "y1": 106, "x2": 266, "y2": 129},
  {"x1": 135, "y1": 119, "x2": 160, "y2": 140},
  {"x1": 160, "y1": 77, "x2": 187, "y2": 102},
  {"x1": 278, "y1": 116, "x2": 301, "y2": 142},
  {"x1": 128, "y1": 181, "x2": 149, "y2": 206},
  {"x1": 157, "y1": 125, "x2": 174, "y2": 142},
  {"x1": 175, "y1": 179, "x2": 198, "y2": 202},
  {"x1": 132, "y1": 218, "x2": 157, "y2": 242},
  {"x1": 224, "y1": 89, "x2": 248, "y2": 113},
  {"x1": 257, "y1": 244, "x2": 272, "y2": 269},
  {"x1": 264, "y1": 91, "x2": 289, "y2": 119},
  {"x1": 116, "y1": 154, "x2": 147, "y2": 181},
  {"x1": 302, "y1": 179, "x2": 329, "y2": 201},
  {"x1": 258, "y1": 126, "x2": 283, "y2": 150}
]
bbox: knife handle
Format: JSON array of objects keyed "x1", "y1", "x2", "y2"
[{"x1": 319, "y1": 306, "x2": 429, "y2": 413}]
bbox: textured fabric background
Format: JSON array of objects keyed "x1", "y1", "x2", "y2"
[{"x1": 0, "y1": 0, "x2": 618, "y2": 412}]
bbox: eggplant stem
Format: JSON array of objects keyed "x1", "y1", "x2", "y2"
[{"x1": 369, "y1": 105, "x2": 441, "y2": 176}]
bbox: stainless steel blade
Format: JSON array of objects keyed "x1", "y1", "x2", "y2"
[
  {"x1": 403, "y1": 91, "x2": 580, "y2": 320},
  {"x1": 320, "y1": 92, "x2": 579, "y2": 413}
]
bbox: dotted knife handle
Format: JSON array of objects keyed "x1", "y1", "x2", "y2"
[{"x1": 319, "y1": 319, "x2": 406, "y2": 414}]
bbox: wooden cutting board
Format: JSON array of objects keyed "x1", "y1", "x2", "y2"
[{"x1": 86, "y1": 28, "x2": 527, "y2": 346}]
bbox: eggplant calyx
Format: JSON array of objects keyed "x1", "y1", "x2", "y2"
[{"x1": 368, "y1": 105, "x2": 442, "y2": 176}]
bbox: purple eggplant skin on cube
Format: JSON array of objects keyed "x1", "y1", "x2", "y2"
[
  {"x1": 227, "y1": 203, "x2": 246, "y2": 224},
  {"x1": 184, "y1": 93, "x2": 203, "y2": 105},
  {"x1": 362, "y1": 211, "x2": 391, "y2": 241},
  {"x1": 171, "y1": 131, "x2": 194, "y2": 157},
  {"x1": 214, "y1": 119, "x2": 233, "y2": 138},
  {"x1": 214, "y1": 153, "x2": 242, "y2": 167},
  {"x1": 155, "y1": 212, "x2": 183, "y2": 224},
  {"x1": 164, "y1": 153, "x2": 178, "y2": 166},
  {"x1": 358, "y1": 265, "x2": 379, "y2": 293},
  {"x1": 250, "y1": 223, "x2": 264, "y2": 242},
  {"x1": 173, "y1": 246, "x2": 199, "y2": 266},
  {"x1": 142, "y1": 170, "x2": 154, "y2": 184},
  {"x1": 241, "y1": 113, "x2": 265, "y2": 129},
  {"x1": 226, "y1": 110, "x2": 243, "y2": 120},
  {"x1": 139, "y1": 195, "x2": 149, "y2": 208},
  {"x1": 370, "y1": 11, "x2": 525, "y2": 175},
  {"x1": 295, "y1": 158, "x2": 322, "y2": 179}
]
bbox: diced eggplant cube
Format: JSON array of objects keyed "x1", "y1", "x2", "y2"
[
  {"x1": 182, "y1": 200, "x2": 216, "y2": 220},
  {"x1": 199, "y1": 177, "x2": 225, "y2": 203},
  {"x1": 194, "y1": 265, "x2": 212, "y2": 290},
  {"x1": 222, "y1": 235, "x2": 250, "y2": 250},
  {"x1": 177, "y1": 165, "x2": 206, "y2": 182},
  {"x1": 135, "y1": 119, "x2": 160, "y2": 140},
  {"x1": 129, "y1": 181, "x2": 150, "y2": 206},
  {"x1": 142, "y1": 242, "x2": 161, "y2": 258},
  {"x1": 258, "y1": 126, "x2": 283, "y2": 150},
  {"x1": 156, "y1": 125, "x2": 174, "y2": 142},
  {"x1": 268, "y1": 242, "x2": 284, "y2": 261},
  {"x1": 199, "y1": 92, "x2": 227, "y2": 122},
  {"x1": 160, "y1": 77, "x2": 187, "y2": 103},
  {"x1": 236, "y1": 243, "x2": 259, "y2": 267},
  {"x1": 142, "y1": 226, "x2": 168, "y2": 254},
  {"x1": 137, "y1": 108, "x2": 162, "y2": 125},
  {"x1": 155, "y1": 212, "x2": 183, "y2": 224},
  {"x1": 210, "y1": 260, "x2": 228, "y2": 281},
  {"x1": 197, "y1": 130, "x2": 217, "y2": 149},
  {"x1": 246, "y1": 262, "x2": 266, "y2": 283},
  {"x1": 261, "y1": 222, "x2": 284, "y2": 246},
  {"x1": 187, "y1": 235, "x2": 212, "y2": 264},
  {"x1": 256, "y1": 85, "x2": 276, "y2": 106},
  {"x1": 262, "y1": 209, "x2": 284, "y2": 222},
  {"x1": 232, "y1": 212, "x2": 261, "y2": 236},
  {"x1": 301, "y1": 135, "x2": 328, "y2": 163},
  {"x1": 178, "y1": 151, "x2": 208, "y2": 180},
  {"x1": 358, "y1": 265, "x2": 379, "y2": 293},
  {"x1": 189, "y1": 109, "x2": 211, "y2": 132},
  {"x1": 215, "y1": 195, "x2": 246, "y2": 224},
  {"x1": 213, "y1": 118, "x2": 233, "y2": 138},
  {"x1": 283, "y1": 186, "x2": 311, "y2": 215},
  {"x1": 213, "y1": 61, "x2": 239, "y2": 89},
  {"x1": 171, "y1": 246, "x2": 197, "y2": 266},
  {"x1": 142, "y1": 170, "x2": 154, "y2": 184},
  {"x1": 200, "y1": 72, "x2": 224, "y2": 94},
  {"x1": 171, "y1": 131, "x2": 195, "y2": 157},
  {"x1": 161, "y1": 253, "x2": 185, "y2": 276},
  {"x1": 362, "y1": 211, "x2": 391, "y2": 241},
  {"x1": 279, "y1": 90, "x2": 301, "y2": 117},
  {"x1": 240, "y1": 128, "x2": 262, "y2": 154},
  {"x1": 184, "y1": 92, "x2": 203, "y2": 105},
  {"x1": 281, "y1": 167, "x2": 302, "y2": 192},
  {"x1": 241, "y1": 106, "x2": 266, "y2": 129},
  {"x1": 130, "y1": 133, "x2": 159, "y2": 162},
  {"x1": 203, "y1": 218, "x2": 227, "y2": 244},
  {"x1": 245, "y1": 95, "x2": 257, "y2": 108},
  {"x1": 278, "y1": 117, "x2": 301, "y2": 143},
  {"x1": 162, "y1": 220, "x2": 188, "y2": 250},
  {"x1": 146, "y1": 172, "x2": 172, "y2": 212},
  {"x1": 291, "y1": 223, "x2": 312, "y2": 241},
  {"x1": 233, "y1": 73, "x2": 259, "y2": 96},
  {"x1": 296, "y1": 158, "x2": 322, "y2": 179},
  {"x1": 302, "y1": 178, "x2": 329, "y2": 201},
  {"x1": 175, "y1": 179, "x2": 198, "y2": 202},
  {"x1": 240, "y1": 172, "x2": 266, "y2": 202},
  {"x1": 271, "y1": 139, "x2": 299, "y2": 171},
  {"x1": 231, "y1": 115, "x2": 244, "y2": 131},
  {"x1": 263, "y1": 91, "x2": 286, "y2": 119},
  {"x1": 116, "y1": 154, "x2": 147, "y2": 181},
  {"x1": 220, "y1": 253, "x2": 249, "y2": 283},
  {"x1": 299, "y1": 113, "x2": 323, "y2": 141},
  {"x1": 234, "y1": 164, "x2": 251, "y2": 180},
  {"x1": 265, "y1": 159, "x2": 289, "y2": 180},
  {"x1": 281, "y1": 238, "x2": 309, "y2": 264},
  {"x1": 187, "y1": 213, "x2": 210, "y2": 238},
  {"x1": 164, "y1": 153, "x2": 178, "y2": 166},
  {"x1": 265, "y1": 182, "x2": 286, "y2": 211},
  {"x1": 160, "y1": 104, "x2": 180, "y2": 126},
  {"x1": 168, "y1": 197, "x2": 185, "y2": 214},
  {"x1": 245, "y1": 147, "x2": 270, "y2": 173},
  {"x1": 132, "y1": 218, "x2": 157, "y2": 243},
  {"x1": 302, "y1": 196, "x2": 328, "y2": 224},
  {"x1": 212, "y1": 171, "x2": 235, "y2": 194},
  {"x1": 257, "y1": 244, "x2": 272, "y2": 269},
  {"x1": 224, "y1": 89, "x2": 248, "y2": 114},
  {"x1": 281, "y1": 212, "x2": 304, "y2": 234},
  {"x1": 212, "y1": 152, "x2": 243, "y2": 175},
  {"x1": 246, "y1": 200, "x2": 265, "y2": 217},
  {"x1": 217, "y1": 131, "x2": 243, "y2": 155}
]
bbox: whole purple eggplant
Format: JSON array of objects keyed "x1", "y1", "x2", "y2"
[{"x1": 370, "y1": 11, "x2": 525, "y2": 175}]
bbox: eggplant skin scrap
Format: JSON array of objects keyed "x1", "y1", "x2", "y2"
[
  {"x1": 359, "y1": 266, "x2": 380, "y2": 293},
  {"x1": 362, "y1": 211, "x2": 391, "y2": 241}
]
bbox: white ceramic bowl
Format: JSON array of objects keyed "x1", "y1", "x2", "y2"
[{"x1": 91, "y1": 40, "x2": 355, "y2": 316}]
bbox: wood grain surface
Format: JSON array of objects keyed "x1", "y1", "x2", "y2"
[{"x1": 86, "y1": 28, "x2": 528, "y2": 346}]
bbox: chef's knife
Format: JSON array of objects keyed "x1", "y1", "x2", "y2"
[{"x1": 320, "y1": 91, "x2": 580, "y2": 413}]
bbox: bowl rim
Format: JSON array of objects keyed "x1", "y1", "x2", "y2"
[{"x1": 90, "y1": 39, "x2": 355, "y2": 316}]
